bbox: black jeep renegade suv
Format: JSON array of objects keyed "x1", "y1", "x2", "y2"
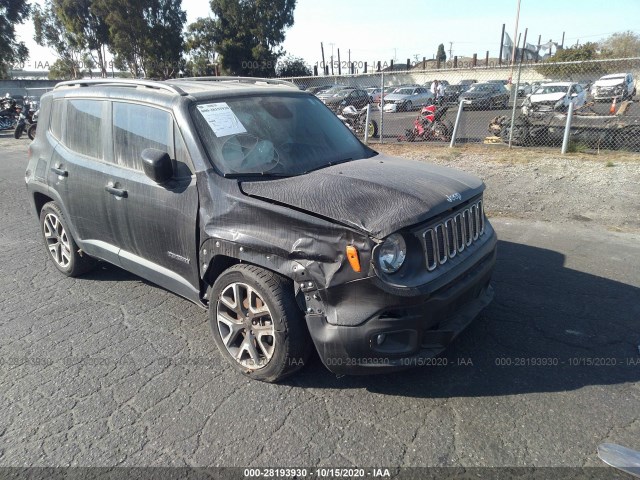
[{"x1": 25, "y1": 78, "x2": 497, "y2": 382}]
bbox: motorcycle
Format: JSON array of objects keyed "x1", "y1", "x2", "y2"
[
  {"x1": 27, "y1": 109, "x2": 38, "y2": 140},
  {"x1": 14, "y1": 103, "x2": 36, "y2": 139},
  {"x1": 0, "y1": 104, "x2": 22, "y2": 130},
  {"x1": 337, "y1": 105, "x2": 379, "y2": 138},
  {"x1": 402, "y1": 104, "x2": 452, "y2": 142},
  {"x1": 0, "y1": 96, "x2": 21, "y2": 131}
]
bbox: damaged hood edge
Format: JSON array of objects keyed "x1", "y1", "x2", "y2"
[{"x1": 239, "y1": 154, "x2": 485, "y2": 239}]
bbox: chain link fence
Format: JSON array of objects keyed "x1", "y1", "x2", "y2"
[{"x1": 285, "y1": 58, "x2": 640, "y2": 152}]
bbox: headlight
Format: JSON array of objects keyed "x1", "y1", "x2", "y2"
[{"x1": 378, "y1": 233, "x2": 406, "y2": 274}]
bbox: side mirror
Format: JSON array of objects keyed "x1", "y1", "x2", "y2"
[{"x1": 141, "y1": 148, "x2": 173, "y2": 184}]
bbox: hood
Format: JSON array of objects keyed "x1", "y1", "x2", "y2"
[
  {"x1": 530, "y1": 92, "x2": 567, "y2": 103},
  {"x1": 384, "y1": 93, "x2": 411, "y2": 101},
  {"x1": 324, "y1": 95, "x2": 349, "y2": 105},
  {"x1": 594, "y1": 78, "x2": 625, "y2": 87},
  {"x1": 239, "y1": 154, "x2": 485, "y2": 238},
  {"x1": 461, "y1": 91, "x2": 491, "y2": 99}
]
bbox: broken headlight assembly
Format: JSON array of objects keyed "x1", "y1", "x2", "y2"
[{"x1": 378, "y1": 233, "x2": 407, "y2": 274}]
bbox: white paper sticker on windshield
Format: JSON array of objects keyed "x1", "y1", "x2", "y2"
[{"x1": 197, "y1": 102, "x2": 247, "y2": 137}]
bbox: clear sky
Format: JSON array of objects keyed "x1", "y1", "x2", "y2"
[{"x1": 14, "y1": 0, "x2": 640, "y2": 71}]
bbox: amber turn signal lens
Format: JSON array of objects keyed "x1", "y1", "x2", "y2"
[{"x1": 346, "y1": 245, "x2": 361, "y2": 272}]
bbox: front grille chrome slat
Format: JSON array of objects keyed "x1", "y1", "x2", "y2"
[
  {"x1": 423, "y1": 229, "x2": 437, "y2": 271},
  {"x1": 420, "y1": 199, "x2": 486, "y2": 272}
]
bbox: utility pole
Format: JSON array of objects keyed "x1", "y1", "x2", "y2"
[
  {"x1": 499, "y1": 23, "x2": 506, "y2": 66},
  {"x1": 448, "y1": 42, "x2": 453, "y2": 59},
  {"x1": 320, "y1": 42, "x2": 326, "y2": 75},
  {"x1": 329, "y1": 42, "x2": 335, "y2": 75},
  {"x1": 509, "y1": 0, "x2": 522, "y2": 83}
]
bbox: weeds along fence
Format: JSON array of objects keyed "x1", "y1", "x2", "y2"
[{"x1": 284, "y1": 57, "x2": 640, "y2": 153}]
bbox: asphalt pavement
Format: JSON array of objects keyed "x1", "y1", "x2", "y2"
[{"x1": 0, "y1": 133, "x2": 639, "y2": 469}]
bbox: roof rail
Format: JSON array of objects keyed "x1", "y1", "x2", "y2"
[
  {"x1": 173, "y1": 76, "x2": 298, "y2": 88},
  {"x1": 53, "y1": 79, "x2": 188, "y2": 96}
]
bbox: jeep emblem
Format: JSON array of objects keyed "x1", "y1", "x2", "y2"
[{"x1": 446, "y1": 192, "x2": 462, "y2": 203}]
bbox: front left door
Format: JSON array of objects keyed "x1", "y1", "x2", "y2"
[{"x1": 106, "y1": 102, "x2": 200, "y2": 301}]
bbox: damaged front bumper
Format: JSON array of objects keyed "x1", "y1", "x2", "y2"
[{"x1": 305, "y1": 230, "x2": 497, "y2": 375}]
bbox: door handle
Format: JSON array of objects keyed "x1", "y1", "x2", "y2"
[
  {"x1": 105, "y1": 185, "x2": 128, "y2": 198},
  {"x1": 50, "y1": 166, "x2": 67, "y2": 177}
]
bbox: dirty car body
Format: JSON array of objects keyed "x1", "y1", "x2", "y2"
[{"x1": 25, "y1": 78, "x2": 496, "y2": 380}]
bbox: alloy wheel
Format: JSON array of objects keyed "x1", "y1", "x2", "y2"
[
  {"x1": 43, "y1": 213, "x2": 71, "y2": 268},
  {"x1": 216, "y1": 282, "x2": 275, "y2": 369}
]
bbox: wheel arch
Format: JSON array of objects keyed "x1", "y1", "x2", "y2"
[{"x1": 33, "y1": 192, "x2": 54, "y2": 217}]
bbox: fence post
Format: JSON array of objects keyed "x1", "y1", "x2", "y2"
[
  {"x1": 364, "y1": 103, "x2": 371, "y2": 144},
  {"x1": 508, "y1": 58, "x2": 524, "y2": 148},
  {"x1": 561, "y1": 101, "x2": 575, "y2": 154},
  {"x1": 380, "y1": 72, "x2": 385, "y2": 144},
  {"x1": 449, "y1": 98, "x2": 464, "y2": 147}
]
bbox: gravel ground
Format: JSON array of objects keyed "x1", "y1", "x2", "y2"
[{"x1": 375, "y1": 144, "x2": 640, "y2": 232}]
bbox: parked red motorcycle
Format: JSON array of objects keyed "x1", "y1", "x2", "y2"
[{"x1": 401, "y1": 104, "x2": 452, "y2": 142}]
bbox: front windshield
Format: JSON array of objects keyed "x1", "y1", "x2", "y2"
[
  {"x1": 192, "y1": 94, "x2": 375, "y2": 176},
  {"x1": 534, "y1": 85, "x2": 569, "y2": 94},
  {"x1": 467, "y1": 84, "x2": 492, "y2": 92},
  {"x1": 323, "y1": 86, "x2": 345, "y2": 95},
  {"x1": 384, "y1": 86, "x2": 399, "y2": 93},
  {"x1": 331, "y1": 89, "x2": 352, "y2": 97},
  {"x1": 394, "y1": 88, "x2": 414, "y2": 95}
]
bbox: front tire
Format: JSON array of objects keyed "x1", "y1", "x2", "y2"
[
  {"x1": 209, "y1": 264, "x2": 311, "y2": 382},
  {"x1": 368, "y1": 119, "x2": 379, "y2": 138},
  {"x1": 404, "y1": 100, "x2": 413, "y2": 112},
  {"x1": 14, "y1": 124, "x2": 24, "y2": 139},
  {"x1": 27, "y1": 123, "x2": 36, "y2": 140},
  {"x1": 39, "y1": 202, "x2": 97, "y2": 277}
]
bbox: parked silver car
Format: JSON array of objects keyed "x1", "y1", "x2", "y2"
[{"x1": 382, "y1": 86, "x2": 434, "y2": 112}]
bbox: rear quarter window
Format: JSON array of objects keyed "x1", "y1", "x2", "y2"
[{"x1": 50, "y1": 99, "x2": 64, "y2": 140}]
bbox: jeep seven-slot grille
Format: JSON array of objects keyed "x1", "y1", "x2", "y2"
[{"x1": 421, "y1": 200, "x2": 485, "y2": 272}]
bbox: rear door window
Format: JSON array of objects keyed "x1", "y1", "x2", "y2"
[{"x1": 65, "y1": 99, "x2": 105, "y2": 159}]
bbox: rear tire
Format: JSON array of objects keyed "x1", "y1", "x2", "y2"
[
  {"x1": 39, "y1": 202, "x2": 97, "y2": 277},
  {"x1": 27, "y1": 123, "x2": 36, "y2": 140},
  {"x1": 368, "y1": 119, "x2": 379, "y2": 138},
  {"x1": 209, "y1": 264, "x2": 312, "y2": 382},
  {"x1": 501, "y1": 121, "x2": 529, "y2": 146}
]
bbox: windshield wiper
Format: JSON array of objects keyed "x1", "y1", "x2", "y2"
[
  {"x1": 302, "y1": 158, "x2": 354, "y2": 175},
  {"x1": 225, "y1": 172, "x2": 291, "y2": 179}
]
